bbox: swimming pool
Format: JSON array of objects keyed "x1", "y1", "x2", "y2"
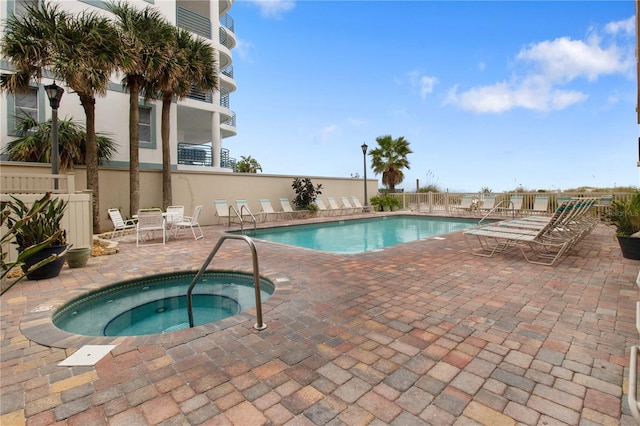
[
  {"x1": 239, "y1": 216, "x2": 482, "y2": 254},
  {"x1": 53, "y1": 271, "x2": 274, "y2": 336}
]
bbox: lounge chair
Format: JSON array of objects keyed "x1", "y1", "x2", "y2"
[
  {"x1": 315, "y1": 198, "x2": 335, "y2": 216},
  {"x1": 172, "y1": 205, "x2": 203, "y2": 240},
  {"x1": 136, "y1": 208, "x2": 166, "y2": 247},
  {"x1": 478, "y1": 195, "x2": 497, "y2": 214},
  {"x1": 213, "y1": 200, "x2": 240, "y2": 225},
  {"x1": 108, "y1": 208, "x2": 137, "y2": 238},
  {"x1": 280, "y1": 198, "x2": 303, "y2": 219},
  {"x1": 236, "y1": 200, "x2": 258, "y2": 224},
  {"x1": 463, "y1": 198, "x2": 597, "y2": 265},
  {"x1": 258, "y1": 199, "x2": 284, "y2": 222},
  {"x1": 495, "y1": 195, "x2": 523, "y2": 217},
  {"x1": 340, "y1": 197, "x2": 358, "y2": 214},
  {"x1": 451, "y1": 195, "x2": 475, "y2": 214},
  {"x1": 327, "y1": 197, "x2": 346, "y2": 215},
  {"x1": 523, "y1": 195, "x2": 549, "y2": 216},
  {"x1": 351, "y1": 196, "x2": 365, "y2": 212}
]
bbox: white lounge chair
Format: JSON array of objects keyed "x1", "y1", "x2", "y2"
[
  {"x1": 315, "y1": 198, "x2": 334, "y2": 216},
  {"x1": 451, "y1": 195, "x2": 475, "y2": 214},
  {"x1": 258, "y1": 199, "x2": 284, "y2": 222},
  {"x1": 213, "y1": 200, "x2": 240, "y2": 225},
  {"x1": 340, "y1": 197, "x2": 358, "y2": 214},
  {"x1": 236, "y1": 200, "x2": 257, "y2": 223},
  {"x1": 172, "y1": 205, "x2": 203, "y2": 240},
  {"x1": 523, "y1": 195, "x2": 549, "y2": 216},
  {"x1": 478, "y1": 195, "x2": 497, "y2": 214},
  {"x1": 351, "y1": 196, "x2": 365, "y2": 212},
  {"x1": 108, "y1": 208, "x2": 137, "y2": 238},
  {"x1": 327, "y1": 197, "x2": 345, "y2": 215},
  {"x1": 136, "y1": 209, "x2": 166, "y2": 247},
  {"x1": 280, "y1": 198, "x2": 302, "y2": 220}
]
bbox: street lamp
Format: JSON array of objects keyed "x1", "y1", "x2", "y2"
[
  {"x1": 361, "y1": 142, "x2": 369, "y2": 212},
  {"x1": 45, "y1": 82, "x2": 64, "y2": 189}
]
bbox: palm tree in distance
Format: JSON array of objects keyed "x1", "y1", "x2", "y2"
[
  {"x1": 3, "y1": 115, "x2": 117, "y2": 169},
  {"x1": 107, "y1": 1, "x2": 174, "y2": 215},
  {"x1": 0, "y1": 2, "x2": 123, "y2": 233},
  {"x1": 369, "y1": 135, "x2": 413, "y2": 193},
  {"x1": 236, "y1": 155, "x2": 263, "y2": 173},
  {"x1": 152, "y1": 27, "x2": 219, "y2": 209}
]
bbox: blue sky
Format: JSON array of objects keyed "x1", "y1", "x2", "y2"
[{"x1": 227, "y1": 0, "x2": 637, "y2": 192}]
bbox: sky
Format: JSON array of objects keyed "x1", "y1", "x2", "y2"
[{"x1": 226, "y1": 0, "x2": 638, "y2": 193}]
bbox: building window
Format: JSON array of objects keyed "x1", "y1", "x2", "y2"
[
  {"x1": 138, "y1": 105, "x2": 156, "y2": 149},
  {"x1": 11, "y1": 0, "x2": 38, "y2": 17},
  {"x1": 7, "y1": 86, "x2": 40, "y2": 136}
]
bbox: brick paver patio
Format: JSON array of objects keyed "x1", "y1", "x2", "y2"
[{"x1": 1, "y1": 213, "x2": 639, "y2": 425}]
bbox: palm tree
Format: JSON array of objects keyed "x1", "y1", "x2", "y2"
[
  {"x1": 151, "y1": 27, "x2": 218, "y2": 209},
  {"x1": 1, "y1": 2, "x2": 123, "y2": 233},
  {"x1": 236, "y1": 155, "x2": 262, "y2": 173},
  {"x1": 106, "y1": 1, "x2": 175, "y2": 215},
  {"x1": 3, "y1": 115, "x2": 117, "y2": 169},
  {"x1": 369, "y1": 135, "x2": 413, "y2": 192}
]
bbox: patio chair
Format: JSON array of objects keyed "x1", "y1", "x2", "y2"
[
  {"x1": 315, "y1": 198, "x2": 335, "y2": 216},
  {"x1": 165, "y1": 205, "x2": 184, "y2": 233},
  {"x1": 136, "y1": 209, "x2": 166, "y2": 247},
  {"x1": 340, "y1": 197, "x2": 358, "y2": 214},
  {"x1": 172, "y1": 205, "x2": 203, "y2": 240},
  {"x1": 258, "y1": 199, "x2": 284, "y2": 222},
  {"x1": 451, "y1": 195, "x2": 475, "y2": 214},
  {"x1": 327, "y1": 197, "x2": 346, "y2": 215},
  {"x1": 108, "y1": 208, "x2": 137, "y2": 238},
  {"x1": 280, "y1": 198, "x2": 303, "y2": 219},
  {"x1": 494, "y1": 195, "x2": 524, "y2": 217}
]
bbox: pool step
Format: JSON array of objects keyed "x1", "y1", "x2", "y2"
[{"x1": 162, "y1": 322, "x2": 190, "y2": 333}]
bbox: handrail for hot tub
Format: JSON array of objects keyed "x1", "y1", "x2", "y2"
[{"x1": 186, "y1": 234, "x2": 266, "y2": 330}]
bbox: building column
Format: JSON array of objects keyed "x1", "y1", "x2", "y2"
[{"x1": 212, "y1": 111, "x2": 221, "y2": 168}]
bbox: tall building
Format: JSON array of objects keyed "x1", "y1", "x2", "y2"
[{"x1": 0, "y1": 0, "x2": 237, "y2": 172}]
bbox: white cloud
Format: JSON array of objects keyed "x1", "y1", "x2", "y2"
[
  {"x1": 248, "y1": 0, "x2": 296, "y2": 18},
  {"x1": 319, "y1": 124, "x2": 339, "y2": 143},
  {"x1": 445, "y1": 16, "x2": 633, "y2": 114},
  {"x1": 233, "y1": 37, "x2": 253, "y2": 61},
  {"x1": 407, "y1": 71, "x2": 437, "y2": 99}
]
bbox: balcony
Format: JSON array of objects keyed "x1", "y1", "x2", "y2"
[{"x1": 176, "y1": 6, "x2": 211, "y2": 39}]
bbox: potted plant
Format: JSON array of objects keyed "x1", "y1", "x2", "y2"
[
  {"x1": 369, "y1": 196, "x2": 383, "y2": 212},
  {"x1": 605, "y1": 192, "x2": 640, "y2": 260},
  {"x1": 386, "y1": 195, "x2": 400, "y2": 211},
  {"x1": 3, "y1": 193, "x2": 69, "y2": 280}
]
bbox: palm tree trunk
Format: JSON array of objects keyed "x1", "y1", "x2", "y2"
[
  {"x1": 128, "y1": 78, "x2": 140, "y2": 215},
  {"x1": 161, "y1": 94, "x2": 172, "y2": 209},
  {"x1": 79, "y1": 94, "x2": 101, "y2": 234}
]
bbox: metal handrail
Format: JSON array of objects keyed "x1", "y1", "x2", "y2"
[
  {"x1": 240, "y1": 205, "x2": 257, "y2": 234},
  {"x1": 186, "y1": 234, "x2": 266, "y2": 330},
  {"x1": 478, "y1": 200, "x2": 515, "y2": 225},
  {"x1": 228, "y1": 205, "x2": 242, "y2": 227}
]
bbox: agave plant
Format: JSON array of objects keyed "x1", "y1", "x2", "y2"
[{"x1": 3, "y1": 114, "x2": 117, "y2": 169}]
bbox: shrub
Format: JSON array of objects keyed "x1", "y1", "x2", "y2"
[{"x1": 292, "y1": 178, "x2": 323, "y2": 210}]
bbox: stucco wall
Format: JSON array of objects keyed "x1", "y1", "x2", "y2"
[{"x1": 1, "y1": 162, "x2": 379, "y2": 232}]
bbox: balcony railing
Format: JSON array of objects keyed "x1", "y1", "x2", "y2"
[
  {"x1": 178, "y1": 143, "x2": 212, "y2": 166},
  {"x1": 220, "y1": 148, "x2": 235, "y2": 169},
  {"x1": 220, "y1": 88, "x2": 230, "y2": 108},
  {"x1": 219, "y1": 27, "x2": 231, "y2": 49},
  {"x1": 222, "y1": 111, "x2": 236, "y2": 128},
  {"x1": 177, "y1": 6, "x2": 211, "y2": 39},
  {"x1": 221, "y1": 66, "x2": 233, "y2": 79},
  {"x1": 187, "y1": 85, "x2": 213, "y2": 103},
  {"x1": 220, "y1": 13, "x2": 234, "y2": 32}
]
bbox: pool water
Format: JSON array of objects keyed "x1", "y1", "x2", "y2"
[
  {"x1": 242, "y1": 216, "x2": 482, "y2": 254},
  {"x1": 53, "y1": 272, "x2": 274, "y2": 336}
]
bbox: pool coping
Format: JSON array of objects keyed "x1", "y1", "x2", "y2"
[{"x1": 19, "y1": 267, "x2": 293, "y2": 349}]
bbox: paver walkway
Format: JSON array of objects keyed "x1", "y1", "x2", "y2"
[{"x1": 1, "y1": 214, "x2": 639, "y2": 425}]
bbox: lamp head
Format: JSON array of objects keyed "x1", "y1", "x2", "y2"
[
  {"x1": 361, "y1": 143, "x2": 368, "y2": 155},
  {"x1": 44, "y1": 82, "x2": 64, "y2": 109}
]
